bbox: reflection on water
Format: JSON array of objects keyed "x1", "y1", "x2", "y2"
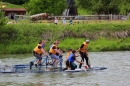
[{"x1": 0, "y1": 51, "x2": 130, "y2": 86}]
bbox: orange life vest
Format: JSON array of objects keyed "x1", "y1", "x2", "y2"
[
  {"x1": 66, "y1": 51, "x2": 72, "y2": 59},
  {"x1": 34, "y1": 44, "x2": 42, "y2": 55},
  {"x1": 80, "y1": 42, "x2": 88, "y2": 52},
  {"x1": 49, "y1": 44, "x2": 57, "y2": 55}
]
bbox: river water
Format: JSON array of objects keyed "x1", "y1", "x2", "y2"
[{"x1": 0, "y1": 51, "x2": 130, "y2": 86}]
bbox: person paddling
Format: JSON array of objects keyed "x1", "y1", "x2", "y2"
[
  {"x1": 66, "y1": 50, "x2": 84, "y2": 70},
  {"x1": 77, "y1": 40, "x2": 91, "y2": 68}
]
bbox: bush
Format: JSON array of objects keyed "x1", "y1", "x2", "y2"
[
  {"x1": 0, "y1": 21, "x2": 130, "y2": 54},
  {"x1": 0, "y1": 12, "x2": 7, "y2": 27}
]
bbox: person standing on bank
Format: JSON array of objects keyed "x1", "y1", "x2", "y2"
[
  {"x1": 69, "y1": 17, "x2": 73, "y2": 25},
  {"x1": 62, "y1": 18, "x2": 66, "y2": 25},
  {"x1": 77, "y1": 40, "x2": 91, "y2": 68},
  {"x1": 54, "y1": 17, "x2": 58, "y2": 25}
]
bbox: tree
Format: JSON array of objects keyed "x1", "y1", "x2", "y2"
[
  {"x1": 0, "y1": 2, "x2": 7, "y2": 27},
  {"x1": 0, "y1": 12, "x2": 7, "y2": 27},
  {"x1": 2, "y1": 0, "x2": 29, "y2": 5},
  {"x1": 118, "y1": 0, "x2": 130, "y2": 15},
  {"x1": 75, "y1": 0, "x2": 122, "y2": 14},
  {"x1": 23, "y1": 0, "x2": 67, "y2": 15}
]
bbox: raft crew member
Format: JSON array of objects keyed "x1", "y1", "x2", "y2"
[
  {"x1": 49, "y1": 42, "x2": 62, "y2": 68},
  {"x1": 50, "y1": 40, "x2": 63, "y2": 56},
  {"x1": 55, "y1": 40, "x2": 63, "y2": 54},
  {"x1": 33, "y1": 40, "x2": 48, "y2": 67},
  {"x1": 42, "y1": 40, "x2": 47, "y2": 52},
  {"x1": 66, "y1": 50, "x2": 84, "y2": 70},
  {"x1": 63, "y1": 49, "x2": 72, "y2": 71},
  {"x1": 77, "y1": 40, "x2": 91, "y2": 68},
  {"x1": 66, "y1": 49, "x2": 72, "y2": 60}
]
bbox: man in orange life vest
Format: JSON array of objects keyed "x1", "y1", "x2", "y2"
[
  {"x1": 77, "y1": 40, "x2": 91, "y2": 68},
  {"x1": 49, "y1": 41, "x2": 62, "y2": 68},
  {"x1": 33, "y1": 40, "x2": 48, "y2": 67}
]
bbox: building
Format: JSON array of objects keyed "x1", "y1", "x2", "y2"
[{"x1": 2, "y1": 8, "x2": 26, "y2": 16}]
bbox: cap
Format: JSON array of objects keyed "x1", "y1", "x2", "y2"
[{"x1": 86, "y1": 40, "x2": 89, "y2": 43}]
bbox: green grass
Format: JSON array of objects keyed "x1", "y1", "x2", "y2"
[
  {"x1": 0, "y1": 1, "x2": 24, "y2": 8},
  {"x1": 78, "y1": 7, "x2": 88, "y2": 15},
  {"x1": 78, "y1": 7, "x2": 92, "y2": 15},
  {"x1": 59, "y1": 38, "x2": 85, "y2": 51}
]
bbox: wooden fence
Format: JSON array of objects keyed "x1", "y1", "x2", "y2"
[{"x1": 14, "y1": 14, "x2": 128, "y2": 21}]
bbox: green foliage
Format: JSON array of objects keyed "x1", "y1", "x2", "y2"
[
  {"x1": 0, "y1": 1, "x2": 25, "y2": 8},
  {"x1": 0, "y1": 12, "x2": 7, "y2": 27},
  {"x1": 76, "y1": 0, "x2": 130, "y2": 15},
  {"x1": 90, "y1": 38, "x2": 119, "y2": 51},
  {"x1": 2, "y1": 0, "x2": 29, "y2": 5},
  {"x1": 23, "y1": 0, "x2": 66, "y2": 15},
  {"x1": 118, "y1": 0, "x2": 130, "y2": 15},
  {"x1": 6, "y1": 44, "x2": 34, "y2": 54},
  {"x1": 0, "y1": 25, "x2": 18, "y2": 43},
  {"x1": 59, "y1": 38, "x2": 85, "y2": 51},
  {"x1": 78, "y1": 7, "x2": 92, "y2": 15},
  {"x1": 0, "y1": 21, "x2": 130, "y2": 54}
]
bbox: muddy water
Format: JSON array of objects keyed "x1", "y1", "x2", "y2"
[{"x1": 0, "y1": 51, "x2": 130, "y2": 86}]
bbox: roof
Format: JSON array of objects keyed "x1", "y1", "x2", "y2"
[{"x1": 2, "y1": 8, "x2": 26, "y2": 11}]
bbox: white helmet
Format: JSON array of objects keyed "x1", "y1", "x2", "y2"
[{"x1": 86, "y1": 40, "x2": 89, "y2": 43}]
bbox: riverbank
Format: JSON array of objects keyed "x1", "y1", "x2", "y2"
[{"x1": 0, "y1": 20, "x2": 130, "y2": 54}]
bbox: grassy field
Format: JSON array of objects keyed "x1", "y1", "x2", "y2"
[{"x1": 0, "y1": 1, "x2": 24, "y2": 8}]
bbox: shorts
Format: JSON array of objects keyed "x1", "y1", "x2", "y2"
[
  {"x1": 66, "y1": 60, "x2": 77, "y2": 70},
  {"x1": 50, "y1": 54, "x2": 59, "y2": 60},
  {"x1": 33, "y1": 51, "x2": 42, "y2": 61}
]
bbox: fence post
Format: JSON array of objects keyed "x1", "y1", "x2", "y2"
[{"x1": 111, "y1": 14, "x2": 112, "y2": 20}]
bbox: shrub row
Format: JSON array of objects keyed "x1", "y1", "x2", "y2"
[{"x1": 0, "y1": 21, "x2": 130, "y2": 54}]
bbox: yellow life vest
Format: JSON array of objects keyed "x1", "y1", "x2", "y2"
[
  {"x1": 49, "y1": 44, "x2": 57, "y2": 55},
  {"x1": 80, "y1": 42, "x2": 88, "y2": 52},
  {"x1": 34, "y1": 44, "x2": 42, "y2": 55},
  {"x1": 66, "y1": 51, "x2": 72, "y2": 59}
]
